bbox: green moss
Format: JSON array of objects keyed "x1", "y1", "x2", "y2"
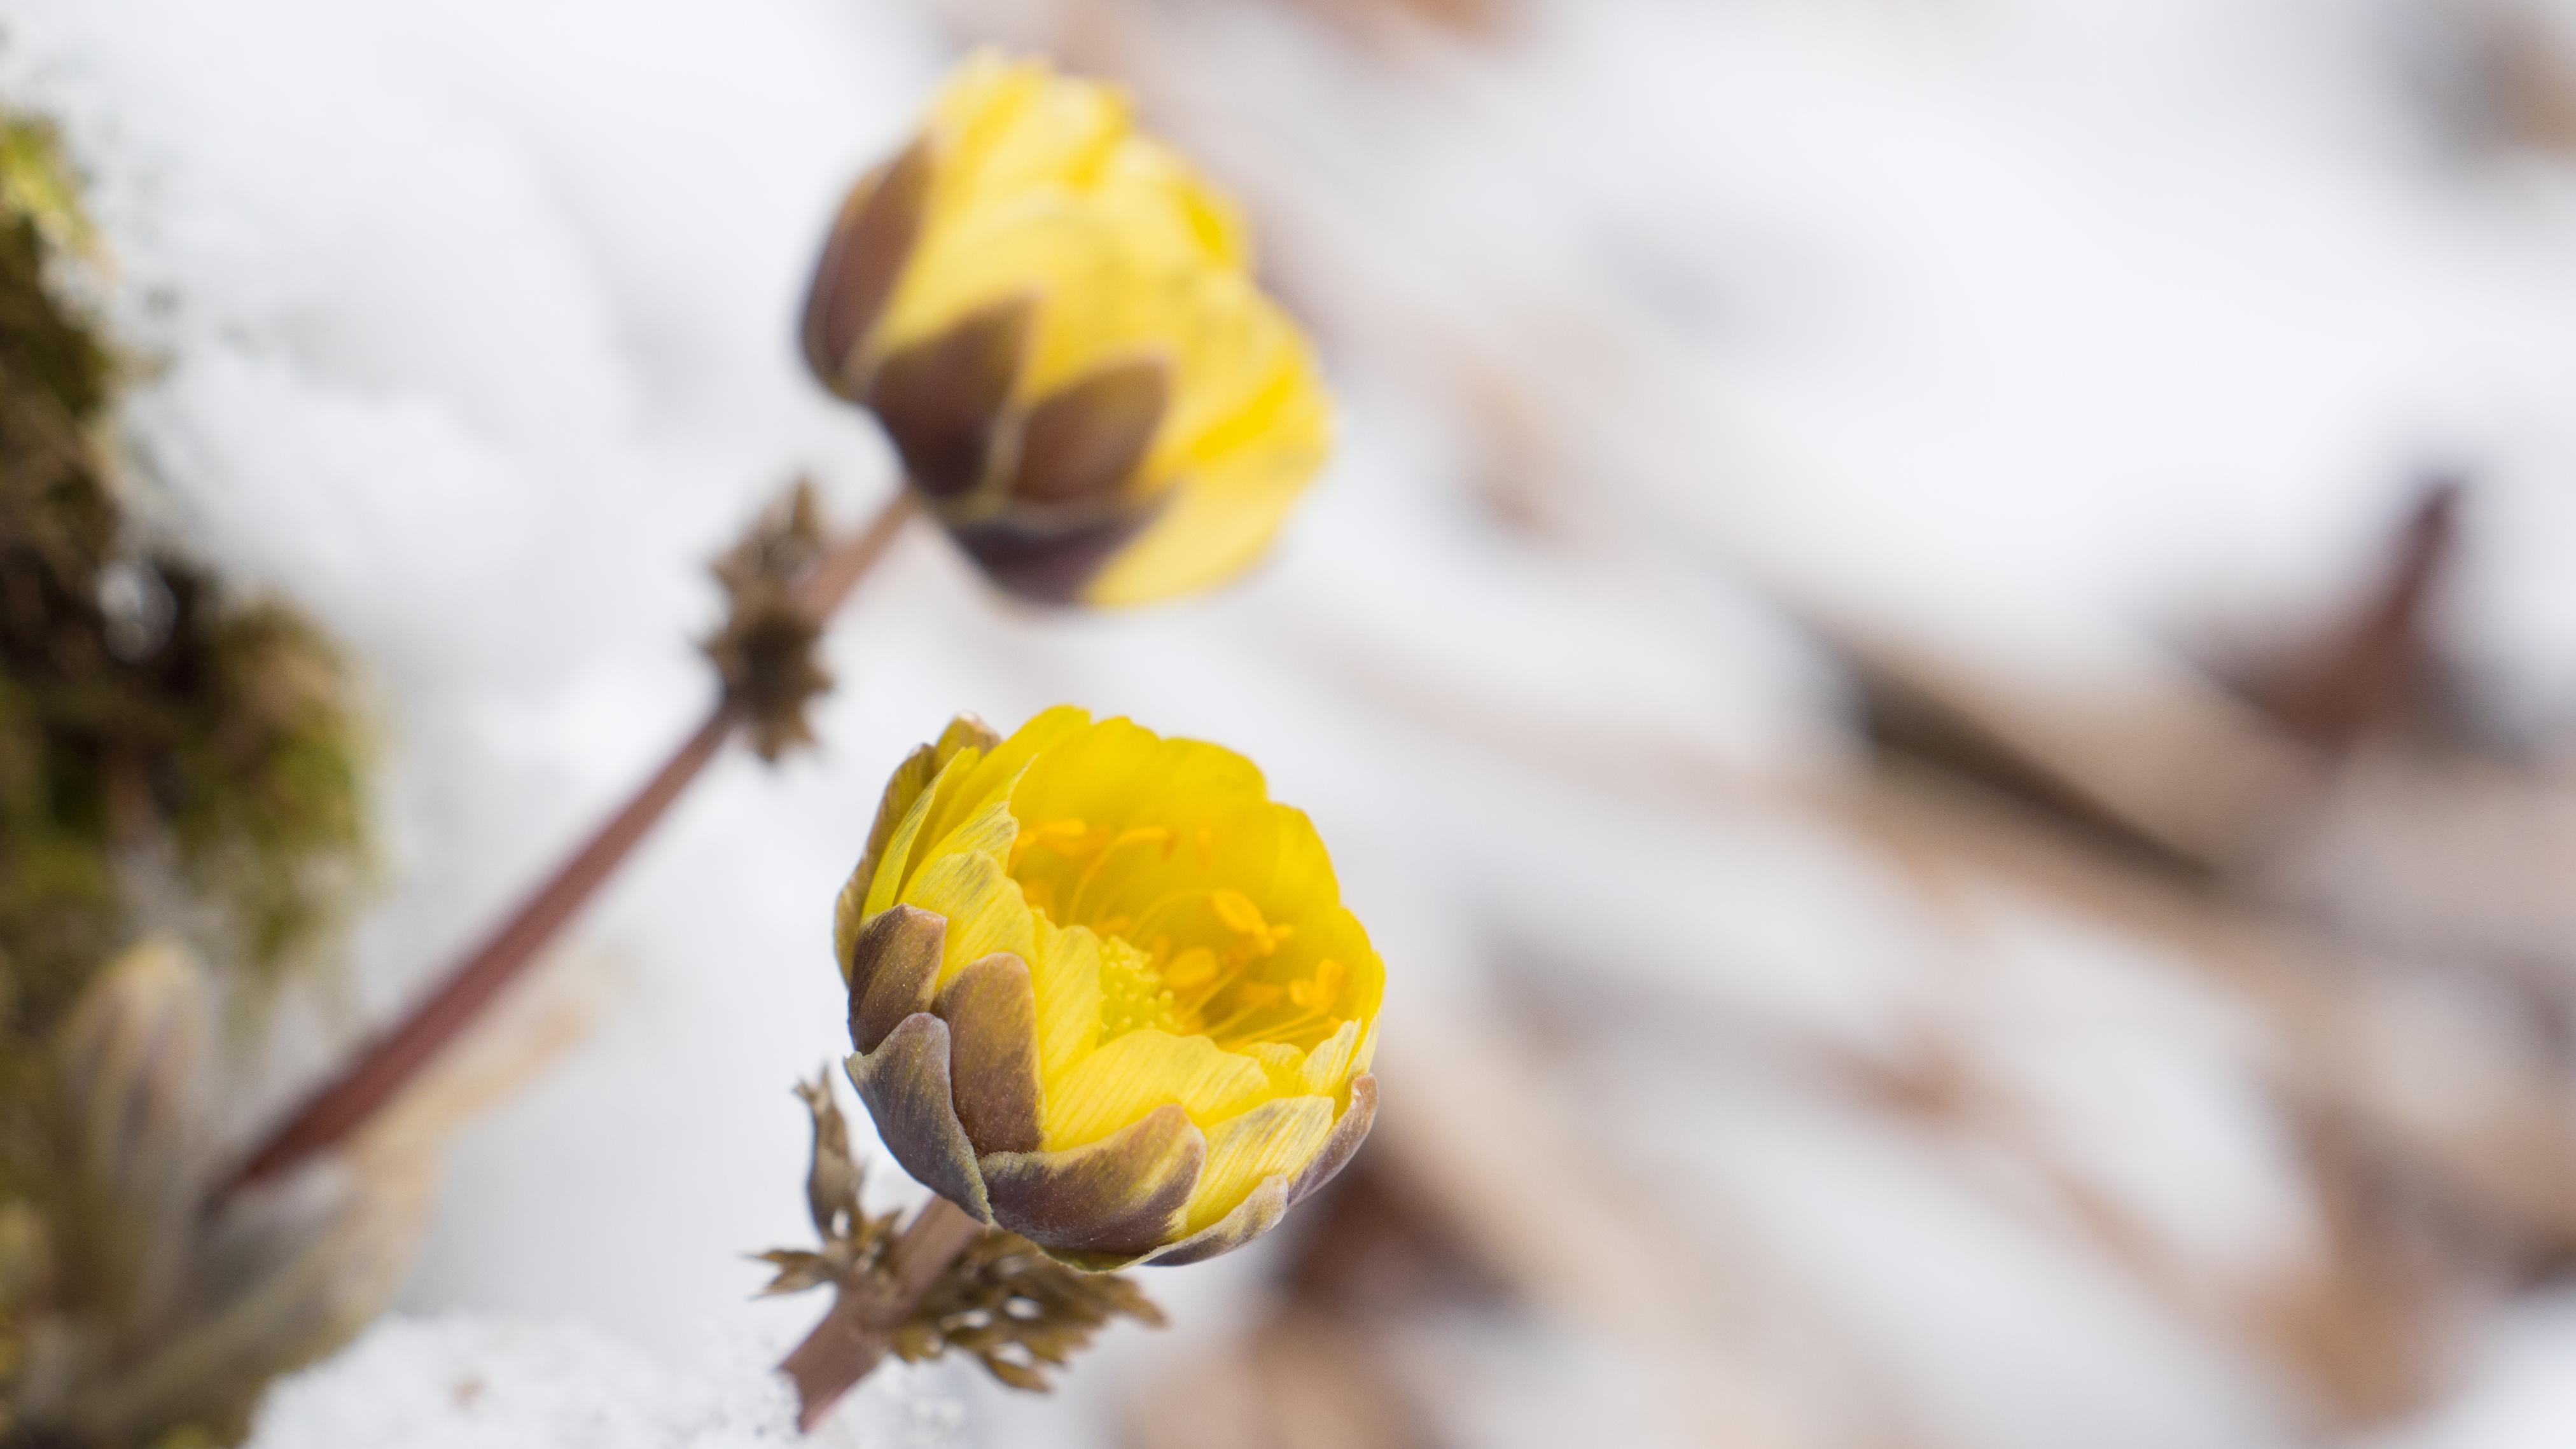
[
  {"x1": 0, "y1": 111, "x2": 372, "y2": 1448},
  {"x1": 0, "y1": 113, "x2": 368, "y2": 1038}
]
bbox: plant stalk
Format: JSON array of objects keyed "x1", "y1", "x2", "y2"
[
  {"x1": 778, "y1": 1195, "x2": 986, "y2": 1432},
  {"x1": 214, "y1": 489, "x2": 921, "y2": 1202}
]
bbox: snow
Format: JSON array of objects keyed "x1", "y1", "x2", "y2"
[
  {"x1": 244, "y1": 1314, "x2": 960, "y2": 1448},
  {"x1": 2362, "y1": 1293, "x2": 2576, "y2": 1449}
]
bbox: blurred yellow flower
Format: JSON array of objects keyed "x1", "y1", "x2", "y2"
[
  {"x1": 835, "y1": 708, "x2": 1381, "y2": 1268},
  {"x1": 802, "y1": 53, "x2": 1333, "y2": 607}
]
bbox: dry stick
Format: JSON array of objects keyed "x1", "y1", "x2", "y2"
[
  {"x1": 215, "y1": 489, "x2": 922, "y2": 1202},
  {"x1": 2259, "y1": 478, "x2": 2460, "y2": 751},
  {"x1": 779, "y1": 1195, "x2": 987, "y2": 1431}
]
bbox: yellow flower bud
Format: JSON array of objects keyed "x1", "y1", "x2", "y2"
[
  {"x1": 835, "y1": 708, "x2": 1381, "y2": 1268},
  {"x1": 802, "y1": 53, "x2": 1335, "y2": 607}
]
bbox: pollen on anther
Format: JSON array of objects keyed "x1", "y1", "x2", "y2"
[
  {"x1": 1166, "y1": 946, "x2": 1218, "y2": 989},
  {"x1": 1010, "y1": 817, "x2": 1092, "y2": 868},
  {"x1": 1290, "y1": 958, "x2": 1346, "y2": 1011},
  {"x1": 1211, "y1": 890, "x2": 1269, "y2": 937}
]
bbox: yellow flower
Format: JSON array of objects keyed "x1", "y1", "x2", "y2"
[
  {"x1": 801, "y1": 53, "x2": 1333, "y2": 608},
  {"x1": 835, "y1": 708, "x2": 1381, "y2": 1268}
]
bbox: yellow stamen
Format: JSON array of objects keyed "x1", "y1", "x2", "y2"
[
  {"x1": 1288, "y1": 958, "x2": 1344, "y2": 1011},
  {"x1": 1099, "y1": 935, "x2": 1177, "y2": 1036},
  {"x1": 1009, "y1": 816, "x2": 1094, "y2": 869},
  {"x1": 1200, "y1": 983, "x2": 1285, "y2": 1043},
  {"x1": 1066, "y1": 826, "x2": 1176, "y2": 919},
  {"x1": 1129, "y1": 887, "x2": 1229, "y2": 943},
  {"x1": 1211, "y1": 889, "x2": 1265, "y2": 936},
  {"x1": 1165, "y1": 946, "x2": 1219, "y2": 990}
]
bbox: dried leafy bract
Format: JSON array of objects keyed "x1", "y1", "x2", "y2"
[{"x1": 758, "y1": 1067, "x2": 1165, "y2": 1396}]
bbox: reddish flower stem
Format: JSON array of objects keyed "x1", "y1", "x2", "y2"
[
  {"x1": 778, "y1": 1195, "x2": 986, "y2": 1431},
  {"x1": 214, "y1": 489, "x2": 921, "y2": 1203}
]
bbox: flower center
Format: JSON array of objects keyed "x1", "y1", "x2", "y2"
[{"x1": 1009, "y1": 815, "x2": 1342, "y2": 1050}]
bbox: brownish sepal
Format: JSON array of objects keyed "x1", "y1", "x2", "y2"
[
  {"x1": 1138, "y1": 1072, "x2": 1377, "y2": 1270},
  {"x1": 868, "y1": 296, "x2": 1035, "y2": 499},
  {"x1": 934, "y1": 951, "x2": 1045, "y2": 1153},
  {"x1": 1290, "y1": 1072, "x2": 1378, "y2": 1208},
  {"x1": 846, "y1": 1015, "x2": 993, "y2": 1223},
  {"x1": 949, "y1": 508, "x2": 1159, "y2": 606},
  {"x1": 1153, "y1": 1176, "x2": 1292, "y2": 1268},
  {"x1": 846, "y1": 905, "x2": 945, "y2": 1053},
  {"x1": 801, "y1": 139, "x2": 933, "y2": 396},
  {"x1": 979, "y1": 1103, "x2": 1204, "y2": 1263},
  {"x1": 1013, "y1": 359, "x2": 1170, "y2": 506}
]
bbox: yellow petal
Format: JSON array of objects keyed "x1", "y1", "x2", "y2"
[
  {"x1": 1260, "y1": 899, "x2": 1382, "y2": 1025},
  {"x1": 1009, "y1": 719, "x2": 1267, "y2": 849},
  {"x1": 933, "y1": 714, "x2": 1003, "y2": 761},
  {"x1": 1029, "y1": 918, "x2": 1103, "y2": 1083},
  {"x1": 845, "y1": 717, "x2": 1003, "y2": 962},
  {"x1": 900, "y1": 847, "x2": 1035, "y2": 983},
  {"x1": 1247, "y1": 1041, "x2": 1307, "y2": 1094},
  {"x1": 1182, "y1": 1095, "x2": 1335, "y2": 1235},
  {"x1": 1086, "y1": 345, "x2": 1330, "y2": 606},
  {"x1": 881, "y1": 178, "x2": 1274, "y2": 417},
  {"x1": 1136, "y1": 281, "x2": 1315, "y2": 480},
  {"x1": 1081, "y1": 799, "x2": 1359, "y2": 986},
  {"x1": 930, "y1": 55, "x2": 1129, "y2": 222},
  {"x1": 907, "y1": 741, "x2": 998, "y2": 866},
  {"x1": 1041, "y1": 1028, "x2": 1272, "y2": 1150},
  {"x1": 1298, "y1": 1018, "x2": 1362, "y2": 1101},
  {"x1": 922, "y1": 794, "x2": 1019, "y2": 876},
  {"x1": 860, "y1": 759, "x2": 948, "y2": 919},
  {"x1": 931, "y1": 704, "x2": 1092, "y2": 847},
  {"x1": 1098, "y1": 135, "x2": 1250, "y2": 270},
  {"x1": 1200, "y1": 802, "x2": 1337, "y2": 916}
]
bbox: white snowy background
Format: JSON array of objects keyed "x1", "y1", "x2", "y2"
[{"x1": 8, "y1": 0, "x2": 2576, "y2": 1444}]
